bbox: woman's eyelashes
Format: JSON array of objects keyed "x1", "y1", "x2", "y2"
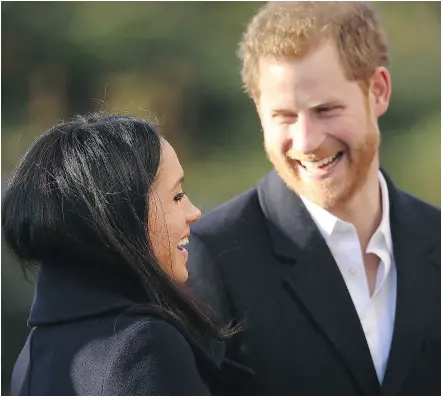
[{"x1": 173, "y1": 192, "x2": 186, "y2": 202}]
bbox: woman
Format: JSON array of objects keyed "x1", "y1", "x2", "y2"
[{"x1": 2, "y1": 112, "x2": 252, "y2": 396}]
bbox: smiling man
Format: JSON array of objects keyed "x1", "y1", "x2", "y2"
[{"x1": 188, "y1": 3, "x2": 441, "y2": 396}]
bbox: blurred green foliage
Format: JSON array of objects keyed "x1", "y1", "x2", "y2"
[
  {"x1": 2, "y1": 2, "x2": 441, "y2": 207},
  {"x1": 2, "y1": 2, "x2": 441, "y2": 394}
]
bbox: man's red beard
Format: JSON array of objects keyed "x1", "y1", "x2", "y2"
[{"x1": 265, "y1": 125, "x2": 380, "y2": 210}]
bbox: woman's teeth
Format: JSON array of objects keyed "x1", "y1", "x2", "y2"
[
  {"x1": 299, "y1": 152, "x2": 341, "y2": 171},
  {"x1": 177, "y1": 237, "x2": 189, "y2": 249}
]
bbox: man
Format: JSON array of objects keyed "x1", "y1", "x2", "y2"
[{"x1": 188, "y1": 2, "x2": 441, "y2": 396}]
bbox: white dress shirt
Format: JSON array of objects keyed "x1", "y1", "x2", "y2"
[{"x1": 301, "y1": 171, "x2": 397, "y2": 383}]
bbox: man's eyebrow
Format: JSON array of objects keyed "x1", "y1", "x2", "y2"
[
  {"x1": 272, "y1": 108, "x2": 297, "y2": 115},
  {"x1": 271, "y1": 99, "x2": 342, "y2": 114},
  {"x1": 310, "y1": 99, "x2": 342, "y2": 108}
]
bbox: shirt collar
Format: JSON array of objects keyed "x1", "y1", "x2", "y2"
[
  {"x1": 376, "y1": 171, "x2": 393, "y2": 254},
  {"x1": 300, "y1": 170, "x2": 393, "y2": 255}
]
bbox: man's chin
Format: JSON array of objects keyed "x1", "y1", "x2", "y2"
[
  {"x1": 301, "y1": 190, "x2": 342, "y2": 210},
  {"x1": 292, "y1": 184, "x2": 339, "y2": 209},
  {"x1": 275, "y1": 166, "x2": 345, "y2": 209}
]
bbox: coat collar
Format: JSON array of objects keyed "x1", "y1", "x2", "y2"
[
  {"x1": 258, "y1": 170, "x2": 380, "y2": 395},
  {"x1": 380, "y1": 171, "x2": 440, "y2": 396},
  {"x1": 257, "y1": 168, "x2": 438, "y2": 262},
  {"x1": 28, "y1": 262, "x2": 147, "y2": 327},
  {"x1": 28, "y1": 262, "x2": 229, "y2": 370},
  {"x1": 257, "y1": 168, "x2": 439, "y2": 396}
]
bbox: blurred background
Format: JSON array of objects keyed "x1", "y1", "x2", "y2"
[{"x1": 2, "y1": 2, "x2": 441, "y2": 394}]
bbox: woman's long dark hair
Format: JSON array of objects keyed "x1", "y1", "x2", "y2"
[{"x1": 2, "y1": 112, "x2": 236, "y2": 341}]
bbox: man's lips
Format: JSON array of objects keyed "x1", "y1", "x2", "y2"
[{"x1": 296, "y1": 151, "x2": 344, "y2": 170}]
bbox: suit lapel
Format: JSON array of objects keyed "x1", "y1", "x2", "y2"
[
  {"x1": 257, "y1": 170, "x2": 380, "y2": 396},
  {"x1": 381, "y1": 175, "x2": 439, "y2": 396}
]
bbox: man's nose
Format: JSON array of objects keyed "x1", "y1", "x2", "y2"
[{"x1": 289, "y1": 114, "x2": 325, "y2": 154}]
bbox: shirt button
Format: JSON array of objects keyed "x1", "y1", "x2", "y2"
[{"x1": 349, "y1": 268, "x2": 357, "y2": 275}]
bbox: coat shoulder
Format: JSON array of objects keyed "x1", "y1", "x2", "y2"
[
  {"x1": 401, "y1": 189, "x2": 440, "y2": 213},
  {"x1": 110, "y1": 315, "x2": 191, "y2": 354},
  {"x1": 192, "y1": 186, "x2": 260, "y2": 238},
  {"x1": 12, "y1": 312, "x2": 214, "y2": 396},
  {"x1": 398, "y1": 189, "x2": 441, "y2": 230},
  {"x1": 101, "y1": 316, "x2": 211, "y2": 395}
]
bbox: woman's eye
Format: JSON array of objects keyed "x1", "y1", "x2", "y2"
[{"x1": 173, "y1": 192, "x2": 186, "y2": 202}]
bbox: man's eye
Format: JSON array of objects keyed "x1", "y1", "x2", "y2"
[
  {"x1": 317, "y1": 106, "x2": 340, "y2": 114},
  {"x1": 173, "y1": 192, "x2": 186, "y2": 202},
  {"x1": 317, "y1": 107, "x2": 331, "y2": 113}
]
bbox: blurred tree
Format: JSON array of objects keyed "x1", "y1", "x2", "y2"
[{"x1": 4, "y1": 2, "x2": 438, "y2": 169}]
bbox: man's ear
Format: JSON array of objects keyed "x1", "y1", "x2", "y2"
[{"x1": 369, "y1": 66, "x2": 392, "y2": 118}]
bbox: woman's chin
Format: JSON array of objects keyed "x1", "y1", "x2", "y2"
[
  {"x1": 174, "y1": 268, "x2": 189, "y2": 284},
  {"x1": 171, "y1": 256, "x2": 189, "y2": 284}
]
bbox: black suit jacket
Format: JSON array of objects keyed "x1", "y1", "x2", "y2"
[
  {"x1": 11, "y1": 263, "x2": 252, "y2": 396},
  {"x1": 187, "y1": 169, "x2": 441, "y2": 396}
]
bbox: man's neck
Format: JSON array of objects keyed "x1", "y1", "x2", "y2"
[{"x1": 330, "y1": 169, "x2": 382, "y2": 251}]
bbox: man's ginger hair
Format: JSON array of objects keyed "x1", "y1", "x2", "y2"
[{"x1": 238, "y1": 1, "x2": 390, "y2": 99}]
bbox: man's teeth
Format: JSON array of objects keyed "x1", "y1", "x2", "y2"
[
  {"x1": 177, "y1": 237, "x2": 189, "y2": 248},
  {"x1": 300, "y1": 153, "x2": 339, "y2": 170}
]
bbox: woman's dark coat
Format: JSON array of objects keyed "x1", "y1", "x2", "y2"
[{"x1": 11, "y1": 263, "x2": 252, "y2": 396}]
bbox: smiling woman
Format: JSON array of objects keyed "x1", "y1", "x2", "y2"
[
  {"x1": 2, "y1": 112, "x2": 249, "y2": 396},
  {"x1": 149, "y1": 140, "x2": 202, "y2": 283}
]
